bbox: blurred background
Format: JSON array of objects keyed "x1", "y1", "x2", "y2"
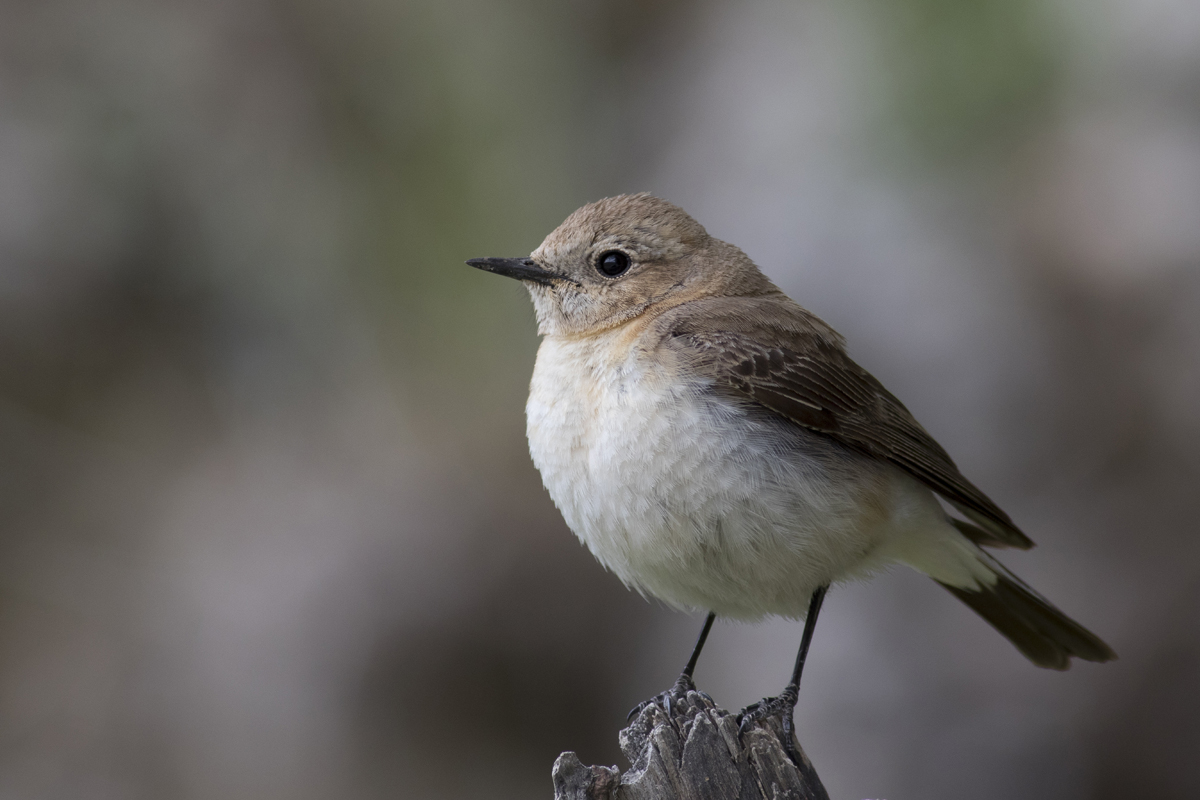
[{"x1": 1, "y1": 0, "x2": 1198, "y2": 797}]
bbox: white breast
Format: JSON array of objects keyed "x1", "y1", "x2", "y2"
[{"x1": 525, "y1": 333, "x2": 945, "y2": 620}]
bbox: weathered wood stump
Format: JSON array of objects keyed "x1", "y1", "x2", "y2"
[{"x1": 552, "y1": 690, "x2": 829, "y2": 800}]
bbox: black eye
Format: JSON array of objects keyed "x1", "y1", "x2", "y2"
[{"x1": 597, "y1": 250, "x2": 630, "y2": 277}]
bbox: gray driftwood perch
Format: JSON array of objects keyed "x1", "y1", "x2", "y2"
[{"x1": 552, "y1": 689, "x2": 829, "y2": 800}]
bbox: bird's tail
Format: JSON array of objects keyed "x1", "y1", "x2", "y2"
[
  {"x1": 903, "y1": 527, "x2": 1117, "y2": 669},
  {"x1": 937, "y1": 567, "x2": 1116, "y2": 670}
]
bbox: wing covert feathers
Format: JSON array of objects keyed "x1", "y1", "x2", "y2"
[{"x1": 663, "y1": 297, "x2": 1034, "y2": 550}]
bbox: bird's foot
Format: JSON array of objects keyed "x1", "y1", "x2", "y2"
[
  {"x1": 627, "y1": 673, "x2": 712, "y2": 722},
  {"x1": 737, "y1": 684, "x2": 802, "y2": 766}
]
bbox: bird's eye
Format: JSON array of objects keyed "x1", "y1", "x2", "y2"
[{"x1": 596, "y1": 250, "x2": 631, "y2": 277}]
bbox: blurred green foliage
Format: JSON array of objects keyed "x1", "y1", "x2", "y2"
[
  {"x1": 286, "y1": 0, "x2": 702, "y2": 437},
  {"x1": 864, "y1": 0, "x2": 1063, "y2": 162}
]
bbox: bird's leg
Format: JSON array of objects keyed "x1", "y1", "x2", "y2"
[
  {"x1": 738, "y1": 585, "x2": 828, "y2": 765},
  {"x1": 628, "y1": 611, "x2": 716, "y2": 721}
]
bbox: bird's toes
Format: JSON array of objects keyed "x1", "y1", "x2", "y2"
[
  {"x1": 627, "y1": 673, "x2": 700, "y2": 722},
  {"x1": 737, "y1": 695, "x2": 782, "y2": 731},
  {"x1": 626, "y1": 697, "x2": 653, "y2": 723},
  {"x1": 737, "y1": 688, "x2": 802, "y2": 765}
]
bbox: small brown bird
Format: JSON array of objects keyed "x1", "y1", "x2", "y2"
[{"x1": 468, "y1": 193, "x2": 1115, "y2": 759}]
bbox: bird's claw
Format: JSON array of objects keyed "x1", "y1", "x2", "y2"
[
  {"x1": 737, "y1": 686, "x2": 802, "y2": 766},
  {"x1": 627, "y1": 673, "x2": 699, "y2": 722}
]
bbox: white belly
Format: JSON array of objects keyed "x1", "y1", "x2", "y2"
[{"x1": 525, "y1": 335, "x2": 942, "y2": 620}]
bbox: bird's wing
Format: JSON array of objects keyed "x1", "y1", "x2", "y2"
[{"x1": 664, "y1": 302, "x2": 1033, "y2": 550}]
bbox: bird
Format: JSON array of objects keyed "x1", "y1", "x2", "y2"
[{"x1": 466, "y1": 193, "x2": 1115, "y2": 761}]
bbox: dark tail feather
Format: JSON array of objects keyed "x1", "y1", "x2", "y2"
[
  {"x1": 948, "y1": 511, "x2": 1035, "y2": 550},
  {"x1": 938, "y1": 572, "x2": 1117, "y2": 670}
]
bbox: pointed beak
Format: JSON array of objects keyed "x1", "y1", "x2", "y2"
[{"x1": 465, "y1": 257, "x2": 568, "y2": 286}]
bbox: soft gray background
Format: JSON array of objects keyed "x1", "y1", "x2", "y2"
[{"x1": 1, "y1": 0, "x2": 1197, "y2": 798}]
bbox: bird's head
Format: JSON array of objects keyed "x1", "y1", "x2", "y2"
[{"x1": 468, "y1": 193, "x2": 778, "y2": 336}]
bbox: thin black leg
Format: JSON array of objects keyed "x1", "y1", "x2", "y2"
[
  {"x1": 628, "y1": 611, "x2": 717, "y2": 721},
  {"x1": 787, "y1": 585, "x2": 827, "y2": 692},
  {"x1": 739, "y1": 585, "x2": 829, "y2": 767},
  {"x1": 682, "y1": 611, "x2": 716, "y2": 680}
]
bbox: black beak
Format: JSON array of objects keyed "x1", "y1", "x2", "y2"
[{"x1": 465, "y1": 257, "x2": 566, "y2": 286}]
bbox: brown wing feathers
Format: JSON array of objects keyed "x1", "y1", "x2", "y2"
[{"x1": 670, "y1": 316, "x2": 1034, "y2": 551}]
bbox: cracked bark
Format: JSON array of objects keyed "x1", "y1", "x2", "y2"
[{"x1": 552, "y1": 691, "x2": 829, "y2": 800}]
